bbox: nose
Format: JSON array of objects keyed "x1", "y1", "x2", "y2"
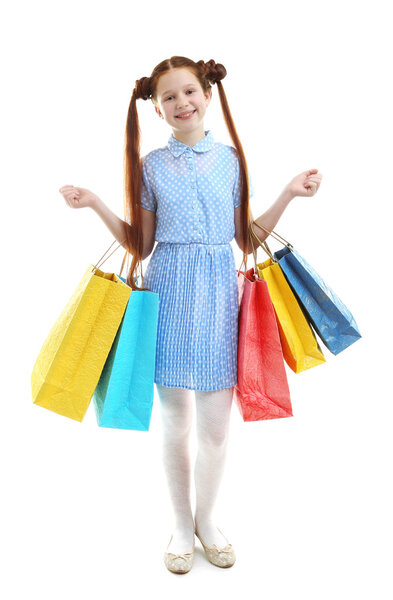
[{"x1": 176, "y1": 92, "x2": 190, "y2": 109}]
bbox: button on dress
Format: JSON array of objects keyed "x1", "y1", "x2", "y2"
[{"x1": 140, "y1": 129, "x2": 254, "y2": 391}]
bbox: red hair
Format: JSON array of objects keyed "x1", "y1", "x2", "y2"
[{"x1": 122, "y1": 56, "x2": 252, "y2": 290}]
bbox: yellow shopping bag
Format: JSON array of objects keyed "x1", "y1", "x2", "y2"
[
  {"x1": 31, "y1": 241, "x2": 131, "y2": 422},
  {"x1": 250, "y1": 223, "x2": 326, "y2": 373}
]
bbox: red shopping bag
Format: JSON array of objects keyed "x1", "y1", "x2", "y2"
[{"x1": 235, "y1": 267, "x2": 293, "y2": 421}]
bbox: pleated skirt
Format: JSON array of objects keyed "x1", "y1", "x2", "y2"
[{"x1": 143, "y1": 241, "x2": 239, "y2": 391}]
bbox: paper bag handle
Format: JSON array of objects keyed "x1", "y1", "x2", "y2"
[
  {"x1": 245, "y1": 221, "x2": 294, "y2": 274},
  {"x1": 92, "y1": 239, "x2": 126, "y2": 273}
]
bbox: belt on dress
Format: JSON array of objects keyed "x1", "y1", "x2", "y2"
[{"x1": 156, "y1": 241, "x2": 231, "y2": 246}]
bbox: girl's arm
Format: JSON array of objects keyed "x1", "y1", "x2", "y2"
[
  {"x1": 92, "y1": 197, "x2": 156, "y2": 260},
  {"x1": 247, "y1": 186, "x2": 294, "y2": 253},
  {"x1": 237, "y1": 169, "x2": 323, "y2": 254},
  {"x1": 59, "y1": 185, "x2": 137, "y2": 256},
  {"x1": 234, "y1": 187, "x2": 293, "y2": 254},
  {"x1": 91, "y1": 196, "x2": 133, "y2": 251},
  {"x1": 59, "y1": 184, "x2": 156, "y2": 260}
]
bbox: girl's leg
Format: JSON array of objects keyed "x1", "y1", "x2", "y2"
[
  {"x1": 194, "y1": 386, "x2": 234, "y2": 547},
  {"x1": 156, "y1": 383, "x2": 195, "y2": 554}
]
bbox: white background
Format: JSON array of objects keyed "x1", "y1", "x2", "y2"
[{"x1": 1, "y1": 0, "x2": 392, "y2": 597}]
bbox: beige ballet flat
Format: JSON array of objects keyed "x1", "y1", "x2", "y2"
[
  {"x1": 194, "y1": 526, "x2": 236, "y2": 568},
  {"x1": 163, "y1": 535, "x2": 195, "y2": 574}
]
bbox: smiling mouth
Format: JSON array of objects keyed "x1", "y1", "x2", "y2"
[{"x1": 176, "y1": 110, "x2": 197, "y2": 119}]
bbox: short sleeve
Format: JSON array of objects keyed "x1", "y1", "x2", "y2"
[
  {"x1": 140, "y1": 156, "x2": 157, "y2": 213},
  {"x1": 233, "y1": 157, "x2": 254, "y2": 208}
]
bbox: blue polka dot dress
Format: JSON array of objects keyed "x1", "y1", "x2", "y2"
[{"x1": 140, "y1": 129, "x2": 254, "y2": 391}]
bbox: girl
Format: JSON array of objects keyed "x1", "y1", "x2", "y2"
[{"x1": 59, "y1": 56, "x2": 322, "y2": 574}]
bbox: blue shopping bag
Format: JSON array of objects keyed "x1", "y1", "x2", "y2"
[
  {"x1": 272, "y1": 244, "x2": 361, "y2": 355},
  {"x1": 249, "y1": 222, "x2": 361, "y2": 356},
  {"x1": 93, "y1": 277, "x2": 159, "y2": 430}
]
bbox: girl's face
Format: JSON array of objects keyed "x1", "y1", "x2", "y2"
[{"x1": 154, "y1": 68, "x2": 211, "y2": 133}]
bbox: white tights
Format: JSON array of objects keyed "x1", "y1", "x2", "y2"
[{"x1": 157, "y1": 383, "x2": 234, "y2": 554}]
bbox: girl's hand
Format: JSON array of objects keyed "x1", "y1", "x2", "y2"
[
  {"x1": 286, "y1": 169, "x2": 323, "y2": 198},
  {"x1": 58, "y1": 185, "x2": 100, "y2": 209}
]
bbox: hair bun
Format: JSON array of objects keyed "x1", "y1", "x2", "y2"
[
  {"x1": 197, "y1": 59, "x2": 227, "y2": 84},
  {"x1": 134, "y1": 77, "x2": 152, "y2": 100}
]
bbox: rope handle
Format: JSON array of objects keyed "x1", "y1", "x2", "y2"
[
  {"x1": 92, "y1": 238, "x2": 143, "y2": 285},
  {"x1": 243, "y1": 221, "x2": 294, "y2": 275},
  {"x1": 250, "y1": 221, "x2": 293, "y2": 247},
  {"x1": 92, "y1": 239, "x2": 126, "y2": 272}
]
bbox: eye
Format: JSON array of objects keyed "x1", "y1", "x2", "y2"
[{"x1": 165, "y1": 90, "x2": 195, "y2": 101}]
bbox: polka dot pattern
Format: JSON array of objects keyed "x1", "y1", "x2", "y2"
[{"x1": 141, "y1": 130, "x2": 254, "y2": 392}]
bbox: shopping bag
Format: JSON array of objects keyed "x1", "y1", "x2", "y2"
[
  {"x1": 93, "y1": 276, "x2": 159, "y2": 431},
  {"x1": 31, "y1": 240, "x2": 131, "y2": 422},
  {"x1": 249, "y1": 222, "x2": 326, "y2": 373},
  {"x1": 235, "y1": 265, "x2": 293, "y2": 422},
  {"x1": 251, "y1": 222, "x2": 361, "y2": 355}
]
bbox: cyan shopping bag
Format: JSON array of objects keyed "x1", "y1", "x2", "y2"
[
  {"x1": 252, "y1": 223, "x2": 361, "y2": 355},
  {"x1": 92, "y1": 274, "x2": 159, "y2": 431}
]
